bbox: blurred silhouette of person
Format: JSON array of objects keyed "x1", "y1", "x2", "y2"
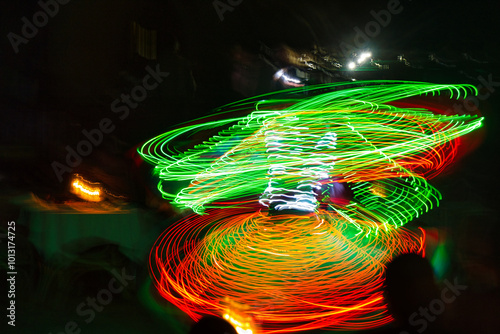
[
  {"x1": 449, "y1": 214, "x2": 500, "y2": 334},
  {"x1": 230, "y1": 45, "x2": 262, "y2": 98},
  {"x1": 383, "y1": 253, "x2": 447, "y2": 334},
  {"x1": 189, "y1": 315, "x2": 237, "y2": 334}
]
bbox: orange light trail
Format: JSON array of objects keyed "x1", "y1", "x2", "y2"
[
  {"x1": 150, "y1": 207, "x2": 425, "y2": 333},
  {"x1": 70, "y1": 175, "x2": 103, "y2": 202}
]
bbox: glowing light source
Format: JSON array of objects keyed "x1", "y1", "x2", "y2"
[
  {"x1": 357, "y1": 51, "x2": 372, "y2": 64},
  {"x1": 347, "y1": 61, "x2": 356, "y2": 70},
  {"x1": 273, "y1": 68, "x2": 304, "y2": 87},
  {"x1": 223, "y1": 297, "x2": 257, "y2": 334},
  {"x1": 140, "y1": 81, "x2": 483, "y2": 333},
  {"x1": 70, "y1": 175, "x2": 103, "y2": 202}
]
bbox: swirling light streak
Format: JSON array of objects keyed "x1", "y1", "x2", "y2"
[
  {"x1": 140, "y1": 82, "x2": 481, "y2": 226},
  {"x1": 140, "y1": 81, "x2": 482, "y2": 333},
  {"x1": 150, "y1": 208, "x2": 426, "y2": 333}
]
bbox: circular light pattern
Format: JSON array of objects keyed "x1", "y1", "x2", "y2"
[
  {"x1": 150, "y1": 208, "x2": 425, "y2": 333},
  {"x1": 141, "y1": 81, "x2": 482, "y2": 221},
  {"x1": 140, "y1": 81, "x2": 483, "y2": 333}
]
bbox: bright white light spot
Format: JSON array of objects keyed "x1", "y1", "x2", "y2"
[
  {"x1": 357, "y1": 52, "x2": 372, "y2": 64},
  {"x1": 348, "y1": 62, "x2": 356, "y2": 70},
  {"x1": 235, "y1": 327, "x2": 253, "y2": 334},
  {"x1": 273, "y1": 69, "x2": 285, "y2": 80},
  {"x1": 282, "y1": 74, "x2": 302, "y2": 84}
]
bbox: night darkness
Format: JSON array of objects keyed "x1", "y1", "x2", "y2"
[{"x1": 1, "y1": 1, "x2": 500, "y2": 333}]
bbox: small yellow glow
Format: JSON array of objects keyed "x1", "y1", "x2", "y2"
[
  {"x1": 223, "y1": 297, "x2": 258, "y2": 334},
  {"x1": 73, "y1": 181, "x2": 100, "y2": 196},
  {"x1": 70, "y1": 175, "x2": 103, "y2": 202}
]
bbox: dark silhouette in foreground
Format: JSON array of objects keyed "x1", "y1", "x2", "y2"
[
  {"x1": 189, "y1": 315, "x2": 237, "y2": 334},
  {"x1": 383, "y1": 253, "x2": 446, "y2": 334}
]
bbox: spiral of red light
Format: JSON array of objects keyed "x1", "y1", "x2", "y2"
[{"x1": 150, "y1": 208, "x2": 425, "y2": 333}]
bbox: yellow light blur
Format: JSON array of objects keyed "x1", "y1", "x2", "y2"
[{"x1": 70, "y1": 175, "x2": 103, "y2": 202}]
